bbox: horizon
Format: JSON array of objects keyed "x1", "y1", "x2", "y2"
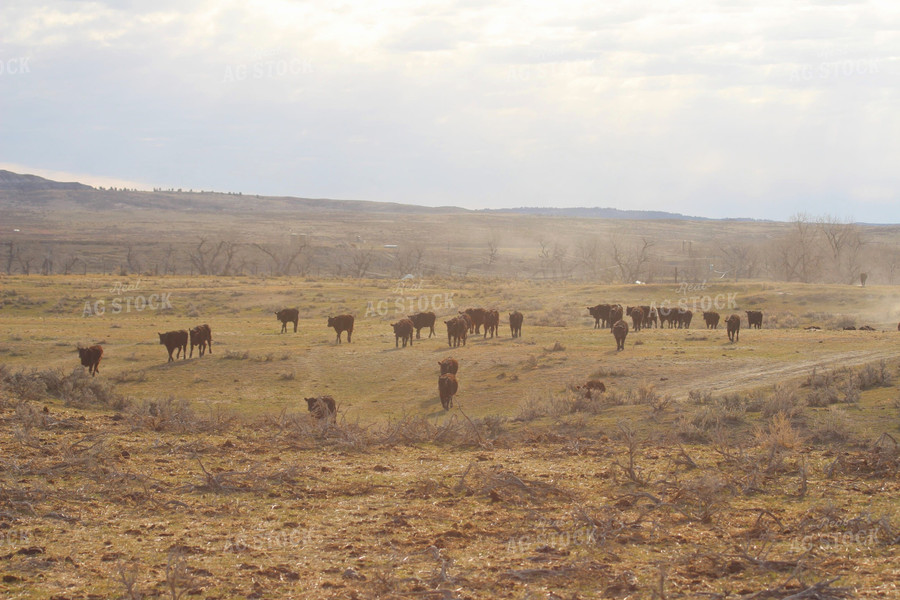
[{"x1": 2, "y1": 1, "x2": 898, "y2": 223}]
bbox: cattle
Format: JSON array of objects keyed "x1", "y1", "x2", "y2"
[
  {"x1": 626, "y1": 306, "x2": 644, "y2": 332},
  {"x1": 746, "y1": 310, "x2": 763, "y2": 329},
  {"x1": 612, "y1": 319, "x2": 628, "y2": 351},
  {"x1": 509, "y1": 311, "x2": 524, "y2": 338},
  {"x1": 608, "y1": 305, "x2": 624, "y2": 331},
  {"x1": 276, "y1": 308, "x2": 299, "y2": 333},
  {"x1": 189, "y1": 324, "x2": 212, "y2": 358},
  {"x1": 657, "y1": 306, "x2": 676, "y2": 328},
  {"x1": 703, "y1": 311, "x2": 720, "y2": 329},
  {"x1": 859, "y1": 325, "x2": 876, "y2": 331},
  {"x1": 305, "y1": 395, "x2": 336, "y2": 420},
  {"x1": 725, "y1": 314, "x2": 740, "y2": 342},
  {"x1": 897, "y1": 322, "x2": 900, "y2": 332},
  {"x1": 587, "y1": 304, "x2": 611, "y2": 329},
  {"x1": 458, "y1": 313, "x2": 474, "y2": 336},
  {"x1": 445, "y1": 317, "x2": 468, "y2": 348},
  {"x1": 77, "y1": 345, "x2": 103, "y2": 376},
  {"x1": 676, "y1": 308, "x2": 693, "y2": 329},
  {"x1": 461, "y1": 308, "x2": 488, "y2": 334},
  {"x1": 158, "y1": 330, "x2": 188, "y2": 362},
  {"x1": 408, "y1": 312, "x2": 436, "y2": 339},
  {"x1": 438, "y1": 373, "x2": 458, "y2": 410},
  {"x1": 327, "y1": 315, "x2": 354, "y2": 344},
  {"x1": 843, "y1": 326, "x2": 857, "y2": 331},
  {"x1": 640, "y1": 305, "x2": 657, "y2": 329},
  {"x1": 391, "y1": 318, "x2": 415, "y2": 348},
  {"x1": 438, "y1": 357, "x2": 459, "y2": 375},
  {"x1": 483, "y1": 309, "x2": 500, "y2": 339}
]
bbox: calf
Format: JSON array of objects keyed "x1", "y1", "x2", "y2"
[
  {"x1": 392, "y1": 318, "x2": 415, "y2": 348},
  {"x1": 483, "y1": 309, "x2": 500, "y2": 339},
  {"x1": 726, "y1": 314, "x2": 740, "y2": 342},
  {"x1": 438, "y1": 357, "x2": 459, "y2": 375},
  {"x1": 445, "y1": 317, "x2": 467, "y2": 348},
  {"x1": 438, "y1": 373, "x2": 458, "y2": 410},
  {"x1": 612, "y1": 319, "x2": 628, "y2": 351},
  {"x1": 509, "y1": 311, "x2": 524, "y2": 338},
  {"x1": 305, "y1": 395, "x2": 336, "y2": 420},
  {"x1": 587, "y1": 304, "x2": 611, "y2": 329},
  {"x1": 461, "y1": 308, "x2": 487, "y2": 334},
  {"x1": 575, "y1": 379, "x2": 605, "y2": 399},
  {"x1": 408, "y1": 312, "x2": 436, "y2": 339},
  {"x1": 189, "y1": 323, "x2": 212, "y2": 357},
  {"x1": 158, "y1": 330, "x2": 189, "y2": 362},
  {"x1": 77, "y1": 345, "x2": 103, "y2": 376},
  {"x1": 626, "y1": 306, "x2": 644, "y2": 332},
  {"x1": 276, "y1": 308, "x2": 299, "y2": 333},
  {"x1": 703, "y1": 311, "x2": 720, "y2": 329},
  {"x1": 327, "y1": 314, "x2": 354, "y2": 344},
  {"x1": 608, "y1": 305, "x2": 624, "y2": 331},
  {"x1": 746, "y1": 310, "x2": 763, "y2": 329}
]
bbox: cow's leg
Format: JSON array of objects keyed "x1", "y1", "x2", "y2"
[
  {"x1": 347, "y1": 330, "x2": 352, "y2": 343},
  {"x1": 293, "y1": 320, "x2": 298, "y2": 333}
]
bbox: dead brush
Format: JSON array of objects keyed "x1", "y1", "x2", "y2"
[
  {"x1": 761, "y1": 385, "x2": 805, "y2": 420},
  {"x1": 614, "y1": 423, "x2": 648, "y2": 486},
  {"x1": 454, "y1": 462, "x2": 570, "y2": 506},
  {"x1": 664, "y1": 473, "x2": 733, "y2": 523}
]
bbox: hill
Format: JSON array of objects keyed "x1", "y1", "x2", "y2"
[{"x1": 0, "y1": 169, "x2": 94, "y2": 192}]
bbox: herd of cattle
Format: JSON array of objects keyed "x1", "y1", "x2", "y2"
[{"x1": 73, "y1": 300, "x2": 897, "y2": 417}]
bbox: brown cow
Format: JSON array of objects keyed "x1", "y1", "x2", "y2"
[
  {"x1": 509, "y1": 311, "x2": 524, "y2": 338},
  {"x1": 327, "y1": 314, "x2": 354, "y2": 343},
  {"x1": 703, "y1": 311, "x2": 720, "y2": 329},
  {"x1": 608, "y1": 305, "x2": 624, "y2": 331},
  {"x1": 726, "y1": 314, "x2": 740, "y2": 342},
  {"x1": 305, "y1": 395, "x2": 336, "y2": 420},
  {"x1": 461, "y1": 308, "x2": 487, "y2": 334},
  {"x1": 77, "y1": 345, "x2": 103, "y2": 376},
  {"x1": 158, "y1": 330, "x2": 188, "y2": 362},
  {"x1": 189, "y1": 324, "x2": 212, "y2": 357},
  {"x1": 587, "y1": 304, "x2": 611, "y2": 329},
  {"x1": 392, "y1": 318, "x2": 415, "y2": 348},
  {"x1": 612, "y1": 319, "x2": 628, "y2": 351},
  {"x1": 483, "y1": 309, "x2": 500, "y2": 339},
  {"x1": 276, "y1": 308, "x2": 299, "y2": 333},
  {"x1": 746, "y1": 310, "x2": 763, "y2": 329},
  {"x1": 438, "y1": 373, "x2": 458, "y2": 410},
  {"x1": 438, "y1": 357, "x2": 459, "y2": 375},
  {"x1": 444, "y1": 317, "x2": 467, "y2": 348},
  {"x1": 626, "y1": 306, "x2": 644, "y2": 332},
  {"x1": 859, "y1": 325, "x2": 876, "y2": 331},
  {"x1": 408, "y1": 312, "x2": 436, "y2": 339}
]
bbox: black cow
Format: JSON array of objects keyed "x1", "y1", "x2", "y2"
[
  {"x1": 612, "y1": 319, "x2": 628, "y2": 351},
  {"x1": 77, "y1": 345, "x2": 103, "y2": 376},
  {"x1": 158, "y1": 330, "x2": 188, "y2": 362},
  {"x1": 703, "y1": 311, "x2": 720, "y2": 329},
  {"x1": 327, "y1": 315, "x2": 354, "y2": 344},
  {"x1": 509, "y1": 311, "x2": 524, "y2": 338},
  {"x1": 408, "y1": 312, "x2": 436, "y2": 339},
  {"x1": 305, "y1": 395, "x2": 336, "y2": 420},
  {"x1": 276, "y1": 308, "x2": 299, "y2": 333},
  {"x1": 392, "y1": 318, "x2": 415, "y2": 348},
  {"x1": 726, "y1": 314, "x2": 740, "y2": 342},
  {"x1": 746, "y1": 310, "x2": 763, "y2": 329}
]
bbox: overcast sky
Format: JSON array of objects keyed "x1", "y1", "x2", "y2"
[{"x1": 1, "y1": 1, "x2": 898, "y2": 222}]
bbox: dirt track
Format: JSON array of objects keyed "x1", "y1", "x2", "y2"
[{"x1": 660, "y1": 349, "x2": 896, "y2": 400}]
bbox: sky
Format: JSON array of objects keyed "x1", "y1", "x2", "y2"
[{"x1": 1, "y1": 0, "x2": 899, "y2": 222}]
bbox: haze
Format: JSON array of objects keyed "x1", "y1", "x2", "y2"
[{"x1": 1, "y1": 0, "x2": 898, "y2": 222}]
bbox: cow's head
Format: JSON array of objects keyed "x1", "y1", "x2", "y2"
[
  {"x1": 157, "y1": 332, "x2": 165, "y2": 344},
  {"x1": 327, "y1": 316, "x2": 334, "y2": 327}
]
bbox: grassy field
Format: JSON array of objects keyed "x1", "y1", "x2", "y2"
[{"x1": 1, "y1": 274, "x2": 899, "y2": 598}]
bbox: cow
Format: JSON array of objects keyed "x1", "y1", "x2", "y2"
[
  {"x1": 438, "y1": 373, "x2": 458, "y2": 410},
  {"x1": 587, "y1": 304, "x2": 611, "y2": 329},
  {"x1": 483, "y1": 309, "x2": 500, "y2": 339},
  {"x1": 158, "y1": 330, "x2": 188, "y2": 362},
  {"x1": 843, "y1": 326, "x2": 857, "y2": 331},
  {"x1": 77, "y1": 345, "x2": 103, "y2": 376},
  {"x1": 276, "y1": 308, "x2": 299, "y2": 333},
  {"x1": 391, "y1": 318, "x2": 415, "y2": 348},
  {"x1": 703, "y1": 311, "x2": 720, "y2": 329},
  {"x1": 726, "y1": 314, "x2": 740, "y2": 342},
  {"x1": 626, "y1": 306, "x2": 644, "y2": 332},
  {"x1": 458, "y1": 313, "x2": 474, "y2": 336},
  {"x1": 327, "y1": 315, "x2": 354, "y2": 344},
  {"x1": 408, "y1": 312, "x2": 436, "y2": 339},
  {"x1": 612, "y1": 319, "x2": 628, "y2": 351},
  {"x1": 658, "y1": 306, "x2": 677, "y2": 328},
  {"x1": 509, "y1": 311, "x2": 524, "y2": 338},
  {"x1": 189, "y1": 324, "x2": 212, "y2": 357},
  {"x1": 461, "y1": 308, "x2": 488, "y2": 334},
  {"x1": 676, "y1": 308, "x2": 693, "y2": 329},
  {"x1": 640, "y1": 305, "x2": 657, "y2": 329},
  {"x1": 608, "y1": 305, "x2": 624, "y2": 331},
  {"x1": 445, "y1": 317, "x2": 467, "y2": 348},
  {"x1": 305, "y1": 395, "x2": 336, "y2": 420},
  {"x1": 859, "y1": 325, "x2": 876, "y2": 331},
  {"x1": 746, "y1": 310, "x2": 763, "y2": 329},
  {"x1": 438, "y1": 357, "x2": 459, "y2": 375}
]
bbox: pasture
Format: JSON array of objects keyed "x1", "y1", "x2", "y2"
[{"x1": 1, "y1": 274, "x2": 899, "y2": 598}]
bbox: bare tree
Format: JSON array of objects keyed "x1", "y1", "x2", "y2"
[
  {"x1": 188, "y1": 237, "x2": 225, "y2": 275},
  {"x1": 773, "y1": 214, "x2": 822, "y2": 283},
  {"x1": 123, "y1": 243, "x2": 142, "y2": 275},
  {"x1": 61, "y1": 254, "x2": 82, "y2": 275},
  {"x1": 818, "y1": 215, "x2": 864, "y2": 283},
  {"x1": 161, "y1": 244, "x2": 178, "y2": 275},
  {"x1": 253, "y1": 238, "x2": 308, "y2": 276},
  {"x1": 347, "y1": 244, "x2": 375, "y2": 278},
  {"x1": 716, "y1": 241, "x2": 758, "y2": 282},
  {"x1": 609, "y1": 235, "x2": 655, "y2": 283},
  {"x1": 4, "y1": 241, "x2": 19, "y2": 275},
  {"x1": 486, "y1": 240, "x2": 499, "y2": 267},
  {"x1": 575, "y1": 237, "x2": 605, "y2": 280}
]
